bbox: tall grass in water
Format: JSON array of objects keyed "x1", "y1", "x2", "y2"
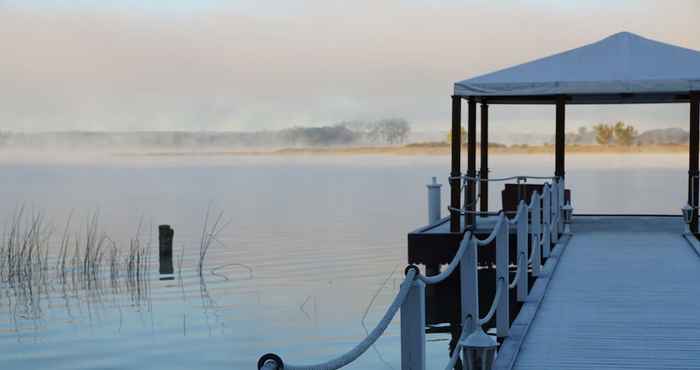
[
  {"x1": 1, "y1": 210, "x2": 153, "y2": 305},
  {"x1": 198, "y1": 207, "x2": 226, "y2": 276},
  {"x1": 0, "y1": 207, "x2": 51, "y2": 287},
  {"x1": 1, "y1": 207, "x2": 231, "y2": 323}
]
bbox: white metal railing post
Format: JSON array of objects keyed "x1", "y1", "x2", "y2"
[
  {"x1": 401, "y1": 277, "x2": 426, "y2": 370},
  {"x1": 516, "y1": 202, "x2": 529, "y2": 301},
  {"x1": 558, "y1": 177, "x2": 565, "y2": 231},
  {"x1": 496, "y1": 219, "x2": 510, "y2": 338},
  {"x1": 551, "y1": 182, "x2": 559, "y2": 244},
  {"x1": 542, "y1": 184, "x2": 552, "y2": 258},
  {"x1": 461, "y1": 238, "x2": 479, "y2": 335},
  {"x1": 427, "y1": 177, "x2": 442, "y2": 225},
  {"x1": 530, "y1": 192, "x2": 542, "y2": 276}
]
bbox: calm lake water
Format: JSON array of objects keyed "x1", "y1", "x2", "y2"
[{"x1": 0, "y1": 153, "x2": 688, "y2": 369}]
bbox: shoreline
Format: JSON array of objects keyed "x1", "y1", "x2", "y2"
[{"x1": 128, "y1": 144, "x2": 690, "y2": 157}]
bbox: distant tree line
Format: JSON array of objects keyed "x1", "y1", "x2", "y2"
[
  {"x1": 446, "y1": 126, "x2": 467, "y2": 145},
  {"x1": 567, "y1": 121, "x2": 639, "y2": 146},
  {"x1": 0, "y1": 118, "x2": 411, "y2": 150},
  {"x1": 564, "y1": 122, "x2": 691, "y2": 146},
  {"x1": 280, "y1": 118, "x2": 410, "y2": 146}
]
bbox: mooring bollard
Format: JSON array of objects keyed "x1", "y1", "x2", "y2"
[
  {"x1": 159, "y1": 225, "x2": 174, "y2": 276},
  {"x1": 427, "y1": 177, "x2": 442, "y2": 224}
]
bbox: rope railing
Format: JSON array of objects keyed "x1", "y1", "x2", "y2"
[
  {"x1": 258, "y1": 268, "x2": 419, "y2": 370},
  {"x1": 417, "y1": 233, "x2": 472, "y2": 285},
  {"x1": 257, "y1": 176, "x2": 570, "y2": 370},
  {"x1": 475, "y1": 213, "x2": 507, "y2": 246},
  {"x1": 451, "y1": 173, "x2": 560, "y2": 182},
  {"x1": 478, "y1": 277, "x2": 504, "y2": 325},
  {"x1": 443, "y1": 330, "x2": 468, "y2": 370},
  {"x1": 509, "y1": 252, "x2": 526, "y2": 289}
]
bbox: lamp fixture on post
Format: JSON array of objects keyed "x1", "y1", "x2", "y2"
[
  {"x1": 461, "y1": 325, "x2": 497, "y2": 370},
  {"x1": 562, "y1": 202, "x2": 574, "y2": 233},
  {"x1": 682, "y1": 203, "x2": 694, "y2": 233}
]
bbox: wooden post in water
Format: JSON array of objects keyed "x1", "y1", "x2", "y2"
[
  {"x1": 450, "y1": 96, "x2": 462, "y2": 233},
  {"x1": 159, "y1": 225, "x2": 174, "y2": 275},
  {"x1": 480, "y1": 102, "x2": 489, "y2": 213},
  {"x1": 690, "y1": 92, "x2": 700, "y2": 234}
]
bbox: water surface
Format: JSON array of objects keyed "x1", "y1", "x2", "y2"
[{"x1": 0, "y1": 153, "x2": 687, "y2": 369}]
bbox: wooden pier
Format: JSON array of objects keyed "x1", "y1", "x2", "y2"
[{"x1": 499, "y1": 215, "x2": 700, "y2": 370}]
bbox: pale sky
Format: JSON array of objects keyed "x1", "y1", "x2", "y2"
[{"x1": 1, "y1": 0, "x2": 699, "y2": 133}]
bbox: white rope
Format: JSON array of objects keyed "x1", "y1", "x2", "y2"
[
  {"x1": 454, "y1": 174, "x2": 558, "y2": 182},
  {"x1": 282, "y1": 269, "x2": 417, "y2": 370},
  {"x1": 506, "y1": 201, "x2": 527, "y2": 225},
  {"x1": 478, "y1": 277, "x2": 504, "y2": 325},
  {"x1": 418, "y1": 233, "x2": 472, "y2": 285},
  {"x1": 527, "y1": 192, "x2": 541, "y2": 210},
  {"x1": 509, "y1": 252, "x2": 526, "y2": 289},
  {"x1": 444, "y1": 332, "x2": 467, "y2": 370},
  {"x1": 476, "y1": 213, "x2": 506, "y2": 246}
]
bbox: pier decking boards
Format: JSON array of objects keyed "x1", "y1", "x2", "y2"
[{"x1": 511, "y1": 216, "x2": 700, "y2": 370}]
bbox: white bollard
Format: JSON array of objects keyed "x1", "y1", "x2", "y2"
[
  {"x1": 401, "y1": 276, "x2": 426, "y2": 370},
  {"x1": 558, "y1": 178, "x2": 566, "y2": 232},
  {"x1": 427, "y1": 177, "x2": 442, "y2": 225},
  {"x1": 516, "y1": 202, "x2": 529, "y2": 301},
  {"x1": 532, "y1": 233, "x2": 541, "y2": 276},
  {"x1": 531, "y1": 192, "x2": 542, "y2": 276},
  {"x1": 460, "y1": 238, "x2": 479, "y2": 335},
  {"x1": 496, "y1": 220, "x2": 510, "y2": 338},
  {"x1": 551, "y1": 183, "x2": 559, "y2": 244}
]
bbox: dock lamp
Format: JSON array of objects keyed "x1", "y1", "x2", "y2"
[
  {"x1": 682, "y1": 204, "x2": 694, "y2": 232},
  {"x1": 562, "y1": 202, "x2": 574, "y2": 233},
  {"x1": 461, "y1": 325, "x2": 497, "y2": 370}
]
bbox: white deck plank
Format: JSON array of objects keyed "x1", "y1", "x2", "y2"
[{"x1": 513, "y1": 217, "x2": 700, "y2": 370}]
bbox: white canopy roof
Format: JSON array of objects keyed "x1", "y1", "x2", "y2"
[{"x1": 454, "y1": 32, "x2": 700, "y2": 104}]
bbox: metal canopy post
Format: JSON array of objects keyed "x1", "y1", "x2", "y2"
[
  {"x1": 555, "y1": 96, "x2": 566, "y2": 179},
  {"x1": 450, "y1": 96, "x2": 462, "y2": 233},
  {"x1": 466, "y1": 98, "x2": 477, "y2": 227},
  {"x1": 480, "y1": 103, "x2": 489, "y2": 213},
  {"x1": 690, "y1": 92, "x2": 700, "y2": 234}
]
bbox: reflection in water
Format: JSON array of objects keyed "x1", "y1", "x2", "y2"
[
  {"x1": 1, "y1": 210, "x2": 154, "y2": 337},
  {"x1": 0, "y1": 207, "x2": 246, "y2": 342}
]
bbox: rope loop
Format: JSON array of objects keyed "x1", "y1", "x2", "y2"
[{"x1": 258, "y1": 353, "x2": 284, "y2": 370}]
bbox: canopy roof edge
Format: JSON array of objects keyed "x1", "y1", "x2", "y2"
[
  {"x1": 454, "y1": 32, "x2": 700, "y2": 104},
  {"x1": 454, "y1": 92, "x2": 694, "y2": 105}
]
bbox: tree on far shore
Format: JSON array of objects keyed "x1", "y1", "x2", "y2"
[
  {"x1": 593, "y1": 124, "x2": 615, "y2": 145},
  {"x1": 446, "y1": 126, "x2": 467, "y2": 145},
  {"x1": 593, "y1": 121, "x2": 638, "y2": 146},
  {"x1": 613, "y1": 121, "x2": 638, "y2": 146}
]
